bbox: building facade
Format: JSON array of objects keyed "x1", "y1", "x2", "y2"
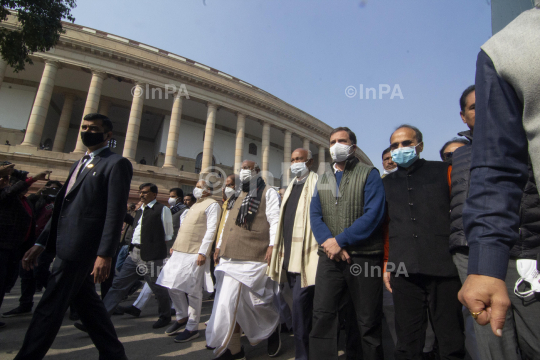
[{"x1": 0, "y1": 14, "x2": 371, "y2": 200}]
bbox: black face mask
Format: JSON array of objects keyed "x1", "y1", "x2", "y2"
[{"x1": 81, "y1": 131, "x2": 105, "y2": 147}]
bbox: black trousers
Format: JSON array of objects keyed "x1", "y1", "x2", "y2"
[
  {"x1": 391, "y1": 273, "x2": 465, "y2": 360},
  {"x1": 287, "y1": 272, "x2": 315, "y2": 360},
  {"x1": 18, "y1": 250, "x2": 55, "y2": 308},
  {"x1": 338, "y1": 291, "x2": 363, "y2": 360},
  {"x1": 310, "y1": 253, "x2": 384, "y2": 360},
  {"x1": 100, "y1": 250, "x2": 118, "y2": 300},
  {"x1": 0, "y1": 248, "x2": 19, "y2": 309},
  {"x1": 15, "y1": 257, "x2": 126, "y2": 360}
]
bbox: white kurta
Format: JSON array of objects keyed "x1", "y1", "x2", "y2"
[
  {"x1": 156, "y1": 201, "x2": 220, "y2": 293},
  {"x1": 157, "y1": 251, "x2": 212, "y2": 293},
  {"x1": 206, "y1": 257, "x2": 280, "y2": 357}
]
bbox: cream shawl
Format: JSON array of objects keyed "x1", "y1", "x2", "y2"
[{"x1": 268, "y1": 171, "x2": 319, "y2": 288}]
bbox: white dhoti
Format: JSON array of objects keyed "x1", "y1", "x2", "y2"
[
  {"x1": 157, "y1": 251, "x2": 213, "y2": 331},
  {"x1": 206, "y1": 257, "x2": 279, "y2": 357}
]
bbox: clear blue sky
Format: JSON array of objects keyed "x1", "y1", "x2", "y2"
[{"x1": 71, "y1": 0, "x2": 492, "y2": 171}]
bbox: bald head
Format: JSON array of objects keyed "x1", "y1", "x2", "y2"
[{"x1": 241, "y1": 160, "x2": 257, "y2": 172}]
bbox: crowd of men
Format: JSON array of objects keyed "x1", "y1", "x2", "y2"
[{"x1": 0, "y1": 5, "x2": 539, "y2": 360}]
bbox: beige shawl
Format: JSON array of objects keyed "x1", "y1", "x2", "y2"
[{"x1": 268, "y1": 171, "x2": 319, "y2": 288}]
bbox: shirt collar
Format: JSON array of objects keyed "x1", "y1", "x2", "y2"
[
  {"x1": 85, "y1": 146, "x2": 109, "y2": 160},
  {"x1": 141, "y1": 199, "x2": 157, "y2": 210},
  {"x1": 294, "y1": 171, "x2": 310, "y2": 184}
]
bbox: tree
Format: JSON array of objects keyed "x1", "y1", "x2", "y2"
[{"x1": 0, "y1": 0, "x2": 76, "y2": 72}]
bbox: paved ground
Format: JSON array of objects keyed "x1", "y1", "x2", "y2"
[
  {"x1": 0, "y1": 281, "x2": 315, "y2": 359},
  {"x1": 0, "y1": 280, "x2": 397, "y2": 359}
]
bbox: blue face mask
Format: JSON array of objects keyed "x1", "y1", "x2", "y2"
[{"x1": 391, "y1": 144, "x2": 421, "y2": 168}]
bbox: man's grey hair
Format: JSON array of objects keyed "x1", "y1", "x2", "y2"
[
  {"x1": 197, "y1": 178, "x2": 214, "y2": 192},
  {"x1": 307, "y1": 150, "x2": 313, "y2": 160},
  {"x1": 254, "y1": 163, "x2": 260, "y2": 171}
]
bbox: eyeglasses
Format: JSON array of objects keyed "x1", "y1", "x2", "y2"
[{"x1": 442, "y1": 152, "x2": 454, "y2": 161}]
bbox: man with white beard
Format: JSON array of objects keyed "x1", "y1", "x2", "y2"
[
  {"x1": 208, "y1": 160, "x2": 281, "y2": 360},
  {"x1": 157, "y1": 179, "x2": 221, "y2": 343}
]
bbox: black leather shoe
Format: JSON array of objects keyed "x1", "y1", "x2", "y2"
[
  {"x1": 74, "y1": 322, "x2": 88, "y2": 333},
  {"x1": 152, "y1": 316, "x2": 171, "y2": 329},
  {"x1": 123, "y1": 305, "x2": 141, "y2": 318}
]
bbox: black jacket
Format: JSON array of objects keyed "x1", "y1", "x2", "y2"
[
  {"x1": 449, "y1": 131, "x2": 473, "y2": 251},
  {"x1": 383, "y1": 159, "x2": 458, "y2": 277},
  {"x1": 513, "y1": 162, "x2": 540, "y2": 259},
  {"x1": 449, "y1": 130, "x2": 540, "y2": 259},
  {"x1": 37, "y1": 148, "x2": 133, "y2": 262},
  {"x1": 0, "y1": 179, "x2": 34, "y2": 251},
  {"x1": 126, "y1": 202, "x2": 168, "y2": 261}
]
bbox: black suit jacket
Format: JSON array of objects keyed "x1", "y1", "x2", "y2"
[{"x1": 37, "y1": 148, "x2": 133, "y2": 262}]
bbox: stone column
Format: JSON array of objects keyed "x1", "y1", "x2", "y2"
[
  {"x1": 52, "y1": 93, "x2": 76, "y2": 152},
  {"x1": 98, "y1": 99, "x2": 111, "y2": 117},
  {"x1": 73, "y1": 70, "x2": 107, "y2": 153},
  {"x1": 21, "y1": 60, "x2": 59, "y2": 147},
  {"x1": 234, "y1": 113, "x2": 246, "y2": 173},
  {"x1": 318, "y1": 145, "x2": 326, "y2": 175},
  {"x1": 0, "y1": 58, "x2": 7, "y2": 90},
  {"x1": 303, "y1": 138, "x2": 310, "y2": 151},
  {"x1": 200, "y1": 103, "x2": 217, "y2": 174},
  {"x1": 122, "y1": 82, "x2": 145, "y2": 161},
  {"x1": 283, "y1": 130, "x2": 292, "y2": 185},
  {"x1": 163, "y1": 94, "x2": 183, "y2": 168},
  {"x1": 261, "y1": 121, "x2": 270, "y2": 177}
]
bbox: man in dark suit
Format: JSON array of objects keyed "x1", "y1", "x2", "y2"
[{"x1": 16, "y1": 113, "x2": 133, "y2": 360}]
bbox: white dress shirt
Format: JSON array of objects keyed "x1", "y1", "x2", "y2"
[
  {"x1": 216, "y1": 187, "x2": 281, "y2": 249},
  {"x1": 132, "y1": 199, "x2": 174, "y2": 245},
  {"x1": 178, "y1": 201, "x2": 221, "y2": 257}
]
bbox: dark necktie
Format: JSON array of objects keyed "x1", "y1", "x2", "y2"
[{"x1": 66, "y1": 155, "x2": 91, "y2": 194}]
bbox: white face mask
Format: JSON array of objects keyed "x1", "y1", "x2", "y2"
[
  {"x1": 168, "y1": 197, "x2": 177, "y2": 207},
  {"x1": 383, "y1": 167, "x2": 398, "y2": 176},
  {"x1": 239, "y1": 169, "x2": 254, "y2": 183},
  {"x1": 330, "y1": 143, "x2": 353, "y2": 163},
  {"x1": 514, "y1": 259, "x2": 540, "y2": 299},
  {"x1": 290, "y1": 162, "x2": 308, "y2": 178},
  {"x1": 224, "y1": 187, "x2": 235, "y2": 199},
  {"x1": 193, "y1": 187, "x2": 203, "y2": 199}
]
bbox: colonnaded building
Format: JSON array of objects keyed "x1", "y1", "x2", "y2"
[{"x1": 0, "y1": 14, "x2": 370, "y2": 200}]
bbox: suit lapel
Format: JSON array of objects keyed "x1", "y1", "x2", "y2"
[{"x1": 66, "y1": 156, "x2": 103, "y2": 195}]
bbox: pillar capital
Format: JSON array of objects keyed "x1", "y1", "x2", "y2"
[
  {"x1": 90, "y1": 69, "x2": 107, "y2": 79},
  {"x1": 44, "y1": 59, "x2": 59, "y2": 68},
  {"x1": 207, "y1": 102, "x2": 218, "y2": 110}
]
